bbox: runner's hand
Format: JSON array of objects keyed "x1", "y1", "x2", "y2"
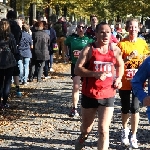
[
  {"x1": 129, "y1": 50, "x2": 138, "y2": 58},
  {"x1": 143, "y1": 96, "x2": 150, "y2": 106},
  {"x1": 95, "y1": 72, "x2": 107, "y2": 81},
  {"x1": 113, "y1": 77, "x2": 122, "y2": 89}
]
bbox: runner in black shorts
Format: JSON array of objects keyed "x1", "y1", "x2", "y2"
[
  {"x1": 117, "y1": 19, "x2": 149, "y2": 148},
  {"x1": 64, "y1": 21, "x2": 94, "y2": 117},
  {"x1": 81, "y1": 94, "x2": 115, "y2": 108},
  {"x1": 74, "y1": 22, "x2": 124, "y2": 150}
]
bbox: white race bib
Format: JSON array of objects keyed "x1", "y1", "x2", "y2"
[
  {"x1": 125, "y1": 69, "x2": 138, "y2": 80},
  {"x1": 94, "y1": 61, "x2": 113, "y2": 77},
  {"x1": 73, "y1": 50, "x2": 81, "y2": 58}
]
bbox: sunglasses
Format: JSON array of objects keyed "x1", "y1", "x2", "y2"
[{"x1": 77, "y1": 25, "x2": 85, "y2": 29}]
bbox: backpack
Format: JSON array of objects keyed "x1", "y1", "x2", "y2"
[
  {"x1": 53, "y1": 22, "x2": 63, "y2": 37},
  {"x1": 0, "y1": 39, "x2": 16, "y2": 69}
]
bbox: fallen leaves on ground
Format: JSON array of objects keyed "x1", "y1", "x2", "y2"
[
  {"x1": 50, "y1": 61, "x2": 70, "y2": 79},
  {"x1": 0, "y1": 60, "x2": 71, "y2": 124}
]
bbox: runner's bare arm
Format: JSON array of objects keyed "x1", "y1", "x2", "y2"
[
  {"x1": 114, "y1": 46, "x2": 124, "y2": 79},
  {"x1": 74, "y1": 45, "x2": 103, "y2": 78},
  {"x1": 74, "y1": 45, "x2": 92, "y2": 77},
  {"x1": 123, "y1": 50, "x2": 138, "y2": 63}
]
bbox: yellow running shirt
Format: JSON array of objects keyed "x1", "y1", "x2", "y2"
[{"x1": 117, "y1": 38, "x2": 149, "y2": 90}]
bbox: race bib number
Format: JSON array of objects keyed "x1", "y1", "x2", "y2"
[
  {"x1": 94, "y1": 61, "x2": 113, "y2": 77},
  {"x1": 73, "y1": 50, "x2": 81, "y2": 58},
  {"x1": 125, "y1": 69, "x2": 138, "y2": 80}
]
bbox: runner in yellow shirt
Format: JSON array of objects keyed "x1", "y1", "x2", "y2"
[{"x1": 117, "y1": 19, "x2": 149, "y2": 148}]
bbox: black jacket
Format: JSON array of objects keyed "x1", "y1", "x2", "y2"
[
  {"x1": 9, "y1": 20, "x2": 22, "y2": 45},
  {"x1": 32, "y1": 30, "x2": 50, "y2": 60}
]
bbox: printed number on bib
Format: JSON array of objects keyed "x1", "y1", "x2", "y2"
[
  {"x1": 94, "y1": 61, "x2": 113, "y2": 77},
  {"x1": 125, "y1": 69, "x2": 138, "y2": 80},
  {"x1": 73, "y1": 50, "x2": 81, "y2": 58}
]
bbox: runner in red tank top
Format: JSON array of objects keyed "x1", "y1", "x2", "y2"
[
  {"x1": 74, "y1": 22, "x2": 124, "y2": 150},
  {"x1": 82, "y1": 44, "x2": 117, "y2": 99}
]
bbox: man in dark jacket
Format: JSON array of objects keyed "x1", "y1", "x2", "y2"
[
  {"x1": 7, "y1": 10, "x2": 22, "y2": 46},
  {"x1": 29, "y1": 21, "x2": 50, "y2": 82},
  {"x1": 6, "y1": 10, "x2": 22, "y2": 97},
  {"x1": 53, "y1": 17, "x2": 67, "y2": 62}
]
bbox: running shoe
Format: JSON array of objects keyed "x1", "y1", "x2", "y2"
[
  {"x1": 69, "y1": 108, "x2": 79, "y2": 117},
  {"x1": 121, "y1": 128, "x2": 130, "y2": 146},
  {"x1": 75, "y1": 134, "x2": 87, "y2": 150},
  {"x1": 16, "y1": 91, "x2": 22, "y2": 97},
  {"x1": 130, "y1": 137, "x2": 138, "y2": 148}
]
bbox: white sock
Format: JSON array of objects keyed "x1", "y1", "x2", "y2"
[
  {"x1": 123, "y1": 128, "x2": 129, "y2": 132},
  {"x1": 131, "y1": 134, "x2": 136, "y2": 139}
]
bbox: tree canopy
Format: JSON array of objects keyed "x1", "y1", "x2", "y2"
[{"x1": 7, "y1": 0, "x2": 150, "y2": 21}]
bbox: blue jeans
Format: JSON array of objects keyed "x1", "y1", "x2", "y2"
[{"x1": 18, "y1": 57, "x2": 30, "y2": 83}]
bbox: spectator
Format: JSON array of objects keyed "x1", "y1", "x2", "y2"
[
  {"x1": 30, "y1": 19, "x2": 37, "y2": 33},
  {"x1": 49, "y1": 22, "x2": 57, "y2": 72},
  {"x1": 18, "y1": 14, "x2": 25, "y2": 24},
  {"x1": 18, "y1": 24, "x2": 33, "y2": 85},
  {"x1": 111, "y1": 25, "x2": 117, "y2": 37},
  {"x1": 53, "y1": 17, "x2": 67, "y2": 62},
  {"x1": 0, "y1": 20, "x2": 19, "y2": 108},
  {"x1": 42, "y1": 21, "x2": 51, "y2": 78},
  {"x1": 6, "y1": 10, "x2": 22, "y2": 97},
  {"x1": 139, "y1": 22, "x2": 146, "y2": 34},
  {"x1": 115, "y1": 23, "x2": 122, "y2": 34},
  {"x1": 29, "y1": 21, "x2": 50, "y2": 82}
]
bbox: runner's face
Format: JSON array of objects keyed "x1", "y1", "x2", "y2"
[
  {"x1": 77, "y1": 23, "x2": 85, "y2": 35},
  {"x1": 96, "y1": 24, "x2": 111, "y2": 45},
  {"x1": 128, "y1": 21, "x2": 139, "y2": 37}
]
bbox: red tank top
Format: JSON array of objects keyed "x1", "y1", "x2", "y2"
[{"x1": 82, "y1": 45, "x2": 117, "y2": 99}]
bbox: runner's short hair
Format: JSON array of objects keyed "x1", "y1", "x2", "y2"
[
  {"x1": 95, "y1": 22, "x2": 109, "y2": 32},
  {"x1": 125, "y1": 19, "x2": 139, "y2": 31},
  {"x1": 90, "y1": 14, "x2": 97, "y2": 21}
]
